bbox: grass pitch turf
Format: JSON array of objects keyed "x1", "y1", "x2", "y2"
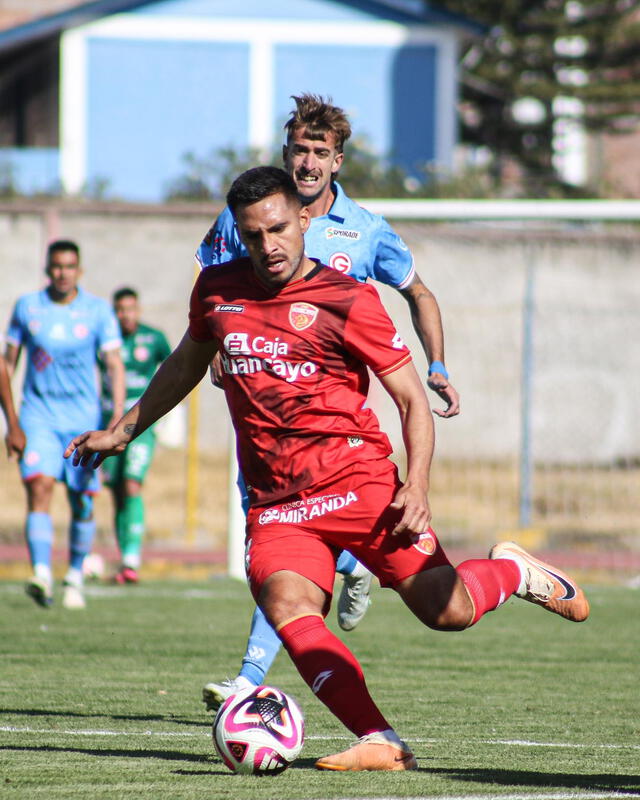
[{"x1": 1, "y1": 577, "x2": 638, "y2": 800}]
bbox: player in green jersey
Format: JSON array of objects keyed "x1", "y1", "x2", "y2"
[{"x1": 100, "y1": 288, "x2": 171, "y2": 583}]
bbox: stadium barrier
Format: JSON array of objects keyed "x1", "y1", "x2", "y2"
[{"x1": 0, "y1": 200, "x2": 637, "y2": 575}]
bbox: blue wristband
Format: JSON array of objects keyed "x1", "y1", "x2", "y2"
[{"x1": 428, "y1": 360, "x2": 449, "y2": 380}]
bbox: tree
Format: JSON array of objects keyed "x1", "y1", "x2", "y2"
[{"x1": 437, "y1": 0, "x2": 640, "y2": 195}]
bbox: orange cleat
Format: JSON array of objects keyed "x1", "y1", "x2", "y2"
[
  {"x1": 490, "y1": 541, "x2": 589, "y2": 622},
  {"x1": 315, "y1": 732, "x2": 417, "y2": 771}
]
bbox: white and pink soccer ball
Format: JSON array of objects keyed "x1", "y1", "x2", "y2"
[
  {"x1": 82, "y1": 552, "x2": 105, "y2": 581},
  {"x1": 212, "y1": 685, "x2": 305, "y2": 775}
]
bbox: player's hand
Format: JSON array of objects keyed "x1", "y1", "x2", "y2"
[
  {"x1": 209, "y1": 351, "x2": 224, "y2": 388},
  {"x1": 4, "y1": 424, "x2": 26, "y2": 460},
  {"x1": 389, "y1": 482, "x2": 431, "y2": 537},
  {"x1": 427, "y1": 372, "x2": 460, "y2": 418},
  {"x1": 64, "y1": 430, "x2": 127, "y2": 469}
]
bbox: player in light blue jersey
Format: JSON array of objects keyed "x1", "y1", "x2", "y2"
[
  {"x1": 197, "y1": 95, "x2": 460, "y2": 711},
  {"x1": 4, "y1": 239, "x2": 125, "y2": 609}
]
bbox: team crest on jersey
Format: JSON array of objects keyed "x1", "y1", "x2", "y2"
[
  {"x1": 288, "y1": 302, "x2": 318, "y2": 331},
  {"x1": 73, "y1": 324, "x2": 89, "y2": 339},
  {"x1": 412, "y1": 530, "x2": 437, "y2": 556},
  {"x1": 329, "y1": 252, "x2": 352, "y2": 274},
  {"x1": 134, "y1": 346, "x2": 149, "y2": 362}
]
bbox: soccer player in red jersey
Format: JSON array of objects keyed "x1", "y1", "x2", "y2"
[{"x1": 66, "y1": 167, "x2": 590, "y2": 772}]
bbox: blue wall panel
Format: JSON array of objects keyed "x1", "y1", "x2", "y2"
[
  {"x1": 274, "y1": 45, "x2": 391, "y2": 156},
  {"x1": 86, "y1": 38, "x2": 249, "y2": 201},
  {"x1": 0, "y1": 148, "x2": 59, "y2": 195},
  {"x1": 390, "y1": 45, "x2": 436, "y2": 173},
  {"x1": 275, "y1": 43, "x2": 436, "y2": 172}
]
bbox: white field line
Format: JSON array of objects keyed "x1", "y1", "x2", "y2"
[
  {"x1": 1, "y1": 726, "x2": 638, "y2": 752},
  {"x1": 0, "y1": 584, "x2": 241, "y2": 600}
]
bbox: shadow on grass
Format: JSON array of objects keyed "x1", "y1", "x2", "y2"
[
  {"x1": 171, "y1": 761, "x2": 640, "y2": 787},
  {"x1": 172, "y1": 756, "x2": 321, "y2": 777},
  {"x1": 425, "y1": 765, "x2": 640, "y2": 794},
  {"x1": 0, "y1": 743, "x2": 210, "y2": 763},
  {"x1": 1, "y1": 707, "x2": 205, "y2": 727}
]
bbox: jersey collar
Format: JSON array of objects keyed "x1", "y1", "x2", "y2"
[{"x1": 324, "y1": 181, "x2": 348, "y2": 225}]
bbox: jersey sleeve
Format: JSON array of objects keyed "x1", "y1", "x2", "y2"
[
  {"x1": 343, "y1": 283, "x2": 412, "y2": 376},
  {"x1": 195, "y1": 206, "x2": 245, "y2": 268},
  {"x1": 188, "y1": 274, "x2": 215, "y2": 342},
  {"x1": 96, "y1": 301, "x2": 123, "y2": 353},
  {"x1": 5, "y1": 299, "x2": 25, "y2": 348},
  {"x1": 370, "y1": 217, "x2": 416, "y2": 290}
]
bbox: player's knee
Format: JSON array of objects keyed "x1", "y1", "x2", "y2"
[
  {"x1": 25, "y1": 475, "x2": 55, "y2": 510},
  {"x1": 69, "y1": 490, "x2": 94, "y2": 521},
  {"x1": 258, "y1": 571, "x2": 327, "y2": 629}
]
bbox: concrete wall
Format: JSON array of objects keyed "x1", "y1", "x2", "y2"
[{"x1": 1, "y1": 201, "x2": 639, "y2": 466}]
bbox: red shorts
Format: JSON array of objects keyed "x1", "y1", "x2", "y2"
[{"x1": 245, "y1": 458, "x2": 451, "y2": 601}]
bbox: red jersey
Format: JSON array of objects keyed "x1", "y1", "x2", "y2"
[{"x1": 189, "y1": 259, "x2": 412, "y2": 506}]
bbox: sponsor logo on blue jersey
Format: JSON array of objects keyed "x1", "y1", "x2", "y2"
[{"x1": 326, "y1": 227, "x2": 361, "y2": 241}]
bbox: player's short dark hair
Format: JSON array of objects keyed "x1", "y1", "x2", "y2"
[
  {"x1": 284, "y1": 93, "x2": 352, "y2": 153},
  {"x1": 227, "y1": 166, "x2": 300, "y2": 216},
  {"x1": 113, "y1": 286, "x2": 138, "y2": 304},
  {"x1": 47, "y1": 239, "x2": 79, "y2": 264}
]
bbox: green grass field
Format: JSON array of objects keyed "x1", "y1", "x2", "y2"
[{"x1": 1, "y1": 577, "x2": 638, "y2": 800}]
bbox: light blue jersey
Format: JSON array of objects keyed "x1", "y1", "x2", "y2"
[
  {"x1": 7, "y1": 287, "x2": 122, "y2": 432},
  {"x1": 196, "y1": 181, "x2": 415, "y2": 289}
]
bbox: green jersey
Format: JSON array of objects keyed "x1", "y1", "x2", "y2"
[{"x1": 101, "y1": 322, "x2": 171, "y2": 415}]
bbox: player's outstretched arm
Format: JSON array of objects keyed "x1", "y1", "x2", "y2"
[
  {"x1": 378, "y1": 361, "x2": 434, "y2": 537},
  {"x1": 399, "y1": 276, "x2": 460, "y2": 418},
  {"x1": 65, "y1": 330, "x2": 217, "y2": 468},
  {"x1": 0, "y1": 353, "x2": 25, "y2": 459}
]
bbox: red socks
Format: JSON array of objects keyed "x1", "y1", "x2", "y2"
[
  {"x1": 456, "y1": 558, "x2": 521, "y2": 626},
  {"x1": 277, "y1": 614, "x2": 389, "y2": 737}
]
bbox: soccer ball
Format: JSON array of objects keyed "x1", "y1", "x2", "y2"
[
  {"x1": 82, "y1": 553, "x2": 105, "y2": 581},
  {"x1": 212, "y1": 685, "x2": 304, "y2": 775}
]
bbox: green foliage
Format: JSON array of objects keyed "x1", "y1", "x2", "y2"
[
  {"x1": 1, "y1": 578, "x2": 638, "y2": 798},
  {"x1": 164, "y1": 147, "x2": 279, "y2": 202},
  {"x1": 0, "y1": 160, "x2": 18, "y2": 198},
  {"x1": 437, "y1": 0, "x2": 640, "y2": 194},
  {"x1": 165, "y1": 139, "x2": 501, "y2": 201}
]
